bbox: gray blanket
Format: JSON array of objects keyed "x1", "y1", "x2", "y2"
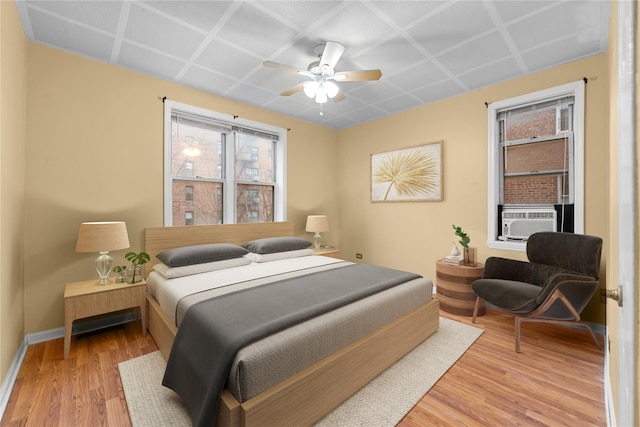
[{"x1": 162, "y1": 263, "x2": 421, "y2": 427}]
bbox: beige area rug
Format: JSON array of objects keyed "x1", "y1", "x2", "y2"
[{"x1": 119, "y1": 317, "x2": 482, "y2": 427}]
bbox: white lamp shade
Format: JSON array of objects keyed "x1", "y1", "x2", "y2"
[
  {"x1": 303, "y1": 81, "x2": 318, "y2": 98},
  {"x1": 315, "y1": 89, "x2": 327, "y2": 104},
  {"x1": 325, "y1": 81, "x2": 339, "y2": 98},
  {"x1": 75, "y1": 221, "x2": 130, "y2": 253},
  {"x1": 305, "y1": 215, "x2": 330, "y2": 232}
]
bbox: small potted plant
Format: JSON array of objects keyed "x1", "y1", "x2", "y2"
[
  {"x1": 112, "y1": 265, "x2": 127, "y2": 283},
  {"x1": 452, "y1": 224, "x2": 476, "y2": 266},
  {"x1": 124, "y1": 251, "x2": 150, "y2": 284}
]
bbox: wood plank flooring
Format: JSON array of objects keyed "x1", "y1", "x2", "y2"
[{"x1": 1, "y1": 309, "x2": 605, "y2": 426}]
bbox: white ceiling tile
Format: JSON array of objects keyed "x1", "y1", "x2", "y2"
[
  {"x1": 492, "y1": 1, "x2": 558, "y2": 24},
  {"x1": 141, "y1": 1, "x2": 234, "y2": 32},
  {"x1": 195, "y1": 39, "x2": 261, "y2": 79},
  {"x1": 457, "y1": 57, "x2": 522, "y2": 90},
  {"x1": 507, "y1": 1, "x2": 605, "y2": 51},
  {"x1": 406, "y1": 1, "x2": 495, "y2": 55},
  {"x1": 412, "y1": 80, "x2": 465, "y2": 104},
  {"x1": 117, "y1": 42, "x2": 186, "y2": 79},
  {"x1": 216, "y1": 2, "x2": 300, "y2": 58},
  {"x1": 27, "y1": 0, "x2": 123, "y2": 33},
  {"x1": 341, "y1": 105, "x2": 387, "y2": 122},
  {"x1": 310, "y1": 1, "x2": 396, "y2": 50},
  {"x1": 28, "y1": 8, "x2": 114, "y2": 62},
  {"x1": 370, "y1": 1, "x2": 448, "y2": 28},
  {"x1": 226, "y1": 83, "x2": 282, "y2": 106},
  {"x1": 355, "y1": 36, "x2": 425, "y2": 75},
  {"x1": 521, "y1": 37, "x2": 601, "y2": 72},
  {"x1": 179, "y1": 66, "x2": 239, "y2": 95},
  {"x1": 348, "y1": 81, "x2": 401, "y2": 105},
  {"x1": 124, "y1": 3, "x2": 205, "y2": 60},
  {"x1": 385, "y1": 61, "x2": 449, "y2": 92},
  {"x1": 255, "y1": 1, "x2": 342, "y2": 30},
  {"x1": 437, "y1": 31, "x2": 511, "y2": 76},
  {"x1": 375, "y1": 94, "x2": 422, "y2": 114}
]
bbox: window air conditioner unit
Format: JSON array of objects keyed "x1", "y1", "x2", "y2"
[{"x1": 501, "y1": 208, "x2": 556, "y2": 240}]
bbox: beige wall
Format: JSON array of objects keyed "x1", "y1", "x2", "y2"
[
  {"x1": 338, "y1": 54, "x2": 609, "y2": 324},
  {"x1": 23, "y1": 43, "x2": 340, "y2": 333},
  {"x1": 0, "y1": 0, "x2": 27, "y2": 380}
]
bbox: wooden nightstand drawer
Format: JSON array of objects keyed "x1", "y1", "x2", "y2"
[
  {"x1": 70, "y1": 285, "x2": 145, "y2": 318},
  {"x1": 64, "y1": 279, "x2": 147, "y2": 359}
]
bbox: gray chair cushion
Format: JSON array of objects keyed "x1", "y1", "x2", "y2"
[{"x1": 472, "y1": 279, "x2": 541, "y2": 314}]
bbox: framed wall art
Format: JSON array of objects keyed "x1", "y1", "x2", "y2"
[{"x1": 371, "y1": 140, "x2": 442, "y2": 202}]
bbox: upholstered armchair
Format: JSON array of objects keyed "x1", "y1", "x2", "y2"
[{"x1": 471, "y1": 232, "x2": 603, "y2": 352}]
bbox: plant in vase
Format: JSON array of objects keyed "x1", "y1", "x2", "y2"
[
  {"x1": 124, "y1": 251, "x2": 150, "y2": 284},
  {"x1": 452, "y1": 224, "x2": 476, "y2": 266},
  {"x1": 112, "y1": 265, "x2": 127, "y2": 283}
]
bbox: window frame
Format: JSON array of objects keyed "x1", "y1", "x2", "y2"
[
  {"x1": 487, "y1": 80, "x2": 585, "y2": 251},
  {"x1": 163, "y1": 100, "x2": 287, "y2": 226}
]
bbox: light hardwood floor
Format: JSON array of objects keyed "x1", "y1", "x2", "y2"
[{"x1": 1, "y1": 309, "x2": 605, "y2": 426}]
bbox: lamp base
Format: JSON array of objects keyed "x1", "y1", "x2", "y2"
[
  {"x1": 95, "y1": 251, "x2": 113, "y2": 285},
  {"x1": 313, "y1": 232, "x2": 322, "y2": 250}
]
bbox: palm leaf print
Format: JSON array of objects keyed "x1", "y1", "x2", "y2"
[{"x1": 373, "y1": 149, "x2": 439, "y2": 201}]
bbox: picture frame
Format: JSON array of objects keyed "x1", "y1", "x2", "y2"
[{"x1": 371, "y1": 140, "x2": 442, "y2": 202}]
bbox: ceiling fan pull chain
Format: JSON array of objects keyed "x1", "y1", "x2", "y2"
[{"x1": 319, "y1": 103, "x2": 324, "y2": 116}]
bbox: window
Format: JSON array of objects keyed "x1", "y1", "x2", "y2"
[
  {"x1": 185, "y1": 185, "x2": 194, "y2": 202},
  {"x1": 164, "y1": 100, "x2": 286, "y2": 226},
  {"x1": 487, "y1": 81, "x2": 585, "y2": 251},
  {"x1": 185, "y1": 211, "x2": 194, "y2": 225}
]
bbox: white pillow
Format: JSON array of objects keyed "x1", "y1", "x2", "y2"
[
  {"x1": 244, "y1": 248, "x2": 315, "y2": 263},
  {"x1": 153, "y1": 257, "x2": 251, "y2": 278}
]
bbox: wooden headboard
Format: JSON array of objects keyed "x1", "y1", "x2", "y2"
[{"x1": 144, "y1": 222, "x2": 294, "y2": 276}]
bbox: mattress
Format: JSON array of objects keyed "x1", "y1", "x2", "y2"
[{"x1": 147, "y1": 256, "x2": 434, "y2": 402}]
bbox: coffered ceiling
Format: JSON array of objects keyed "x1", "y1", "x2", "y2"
[{"x1": 16, "y1": 0, "x2": 611, "y2": 129}]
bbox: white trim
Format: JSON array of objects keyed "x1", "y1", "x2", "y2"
[
  {"x1": 604, "y1": 326, "x2": 617, "y2": 427},
  {"x1": 0, "y1": 339, "x2": 27, "y2": 420},
  {"x1": 487, "y1": 80, "x2": 585, "y2": 251}
]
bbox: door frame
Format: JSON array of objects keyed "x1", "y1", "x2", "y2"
[{"x1": 616, "y1": 1, "x2": 638, "y2": 425}]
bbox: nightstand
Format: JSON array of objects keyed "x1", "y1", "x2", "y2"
[
  {"x1": 435, "y1": 260, "x2": 485, "y2": 316},
  {"x1": 314, "y1": 247, "x2": 340, "y2": 258},
  {"x1": 64, "y1": 278, "x2": 147, "y2": 359}
]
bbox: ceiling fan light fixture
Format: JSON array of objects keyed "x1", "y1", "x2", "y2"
[
  {"x1": 315, "y1": 89, "x2": 328, "y2": 104},
  {"x1": 324, "y1": 81, "x2": 339, "y2": 98},
  {"x1": 303, "y1": 81, "x2": 318, "y2": 98}
]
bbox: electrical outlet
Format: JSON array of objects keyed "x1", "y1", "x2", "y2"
[{"x1": 356, "y1": 253, "x2": 363, "y2": 259}]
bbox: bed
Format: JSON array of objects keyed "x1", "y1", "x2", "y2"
[{"x1": 144, "y1": 221, "x2": 440, "y2": 427}]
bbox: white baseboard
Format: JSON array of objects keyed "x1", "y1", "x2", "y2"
[
  {"x1": 0, "y1": 338, "x2": 27, "y2": 420},
  {"x1": 604, "y1": 326, "x2": 617, "y2": 427}
]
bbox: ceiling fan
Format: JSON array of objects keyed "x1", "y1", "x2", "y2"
[{"x1": 263, "y1": 41, "x2": 382, "y2": 107}]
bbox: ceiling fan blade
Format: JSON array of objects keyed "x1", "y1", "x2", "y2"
[
  {"x1": 263, "y1": 61, "x2": 310, "y2": 76},
  {"x1": 320, "y1": 41, "x2": 345, "y2": 70},
  {"x1": 280, "y1": 82, "x2": 306, "y2": 97},
  {"x1": 334, "y1": 69, "x2": 382, "y2": 82},
  {"x1": 332, "y1": 92, "x2": 345, "y2": 102}
]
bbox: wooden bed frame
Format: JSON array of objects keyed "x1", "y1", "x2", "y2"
[{"x1": 144, "y1": 222, "x2": 440, "y2": 427}]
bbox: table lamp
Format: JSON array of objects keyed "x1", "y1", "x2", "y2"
[
  {"x1": 75, "y1": 221, "x2": 130, "y2": 284},
  {"x1": 305, "y1": 215, "x2": 329, "y2": 249}
]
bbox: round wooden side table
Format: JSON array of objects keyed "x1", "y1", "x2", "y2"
[{"x1": 435, "y1": 260, "x2": 485, "y2": 316}]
